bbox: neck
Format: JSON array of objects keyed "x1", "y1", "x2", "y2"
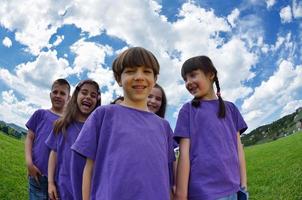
[
  {"x1": 199, "y1": 89, "x2": 217, "y2": 100},
  {"x1": 50, "y1": 107, "x2": 64, "y2": 116},
  {"x1": 121, "y1": 98, "x2": 149, "y2": 112},
  {"x1": 76, "y1": 113, "x2": 88, "y2": 123}
]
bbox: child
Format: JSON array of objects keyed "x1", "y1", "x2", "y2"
[
  {"x1": 147, "y1": 83, "x2": 167, "y2": 118},
  {"x1": 147, "y1": 83, "x2": 177, "y2": 198},
  {"x1": 174, "y1": 56, "x2": 248, "y2": 200},
  {"x1": 72, "y1": 47, "x2": 175, "y2": 200},
  {"x1": 46, "y1": 79, "x2": 100, "y2": 200},
  {"x1": 25, "y1": 78, "x2": 70, "y2": 200}
]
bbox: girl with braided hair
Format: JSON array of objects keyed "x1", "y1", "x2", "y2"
[{"x1": 174, "y1": 56, "x2": 248, "y2": 200}]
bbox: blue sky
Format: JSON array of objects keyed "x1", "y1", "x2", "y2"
[{"x1": 0, "y1": 0, "x2": 301, "y2": 132}]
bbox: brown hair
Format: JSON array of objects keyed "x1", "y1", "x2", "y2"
[
  {"x1": 112, "y1": 47, "x2": 160, "y2": 83},
  {"x1": 153, "y1": 84, "x2": 167, "y2": 118},
  {"x1": 181, "y1": 56, "x2": 226, "y2": 118},
  {"x1": 53, "y1": 79, "x2": 101, "y2": 135},
  {"x1": 51, "y1": 78, "x2": 71, "y2": 93}
]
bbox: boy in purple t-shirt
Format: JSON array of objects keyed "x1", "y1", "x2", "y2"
[
  {"x1": 46, "y1": 80, "x2": 100, "y2": 200},
  {"x1": 25, "y1": 79, "x2": 70, "y2": 200},
  {"x1": 72, "y1": 47, "x2": 175, "y2": 200},
  {"x1": 174, "y1": 56, "x2": 248, "y2": 200}
]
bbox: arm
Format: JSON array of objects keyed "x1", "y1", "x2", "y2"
[
  {"x1": 48, "y1": 150, "x2": 59, "y2": 200},
  {"x1": 25, "y1": 130, "x2": 41, "y2": 182},
  {"x1": 237, "y1": 132, "x2": 247, "y2": 190},
  {"x1": 82, "y1": 158, "x2": 94, "y2": 200},
  {"x1": 175, "y1": 138, "x2": 190, "y2": 200}
]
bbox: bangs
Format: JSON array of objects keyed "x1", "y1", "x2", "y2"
[
  {"x1": 181, "y1": 57, "x2": 201, "y2": 80},
  {"x1": 181, "y1": 56, "x2": 214, "y2": 80},
  {"x1": 112, "y1": 47, "x2": 160, "y2": 81}
]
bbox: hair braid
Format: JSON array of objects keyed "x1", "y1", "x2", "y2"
[{"x1": 214, "y1": 77, "x2": 226, "y2": 118}]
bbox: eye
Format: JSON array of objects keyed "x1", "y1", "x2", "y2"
[
  {"x1": 80, "y1": 90, "x2": 88, "y2": 95},
  {"x1": 91, "y1": 93, "x2": 97, "y2": 99},
  {"x1": 144, "y1": 69, "x2": 153, "y2": 74}
]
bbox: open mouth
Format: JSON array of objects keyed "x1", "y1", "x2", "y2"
[{"x1": 82, "y1": 101, "x2": 92, "y2": 109}]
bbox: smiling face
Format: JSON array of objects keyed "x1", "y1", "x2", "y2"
[
  {"x1": 50, "y1": 83, "x2": 70, "y2": 113},
  {"x1": 185, "y1": 69, "x2": 215, "y2": 100},
  {"x1": 147, "y1": 87, "x2": 162, "y2": 114},
  {"x1": 76, "y1": 83, "x2": 98, "y2": 120},
  {"x1": 119, "y1": 65, "x2": 156, "y2": 109}
]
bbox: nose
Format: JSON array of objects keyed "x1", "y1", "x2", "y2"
[{"x1": 134, "y1": 70, "x2": 144, "y2": 81}]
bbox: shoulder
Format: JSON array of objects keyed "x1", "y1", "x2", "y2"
[{"x1": 224, "y1": 100, "x2": 239, "y2": 112}]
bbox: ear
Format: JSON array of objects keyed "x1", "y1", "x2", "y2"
[
  {"x1": 208, "y1": 73, "x2": 215, "y2": 81},
  {"x1": 153, "y1": 75, "x2": 157, "y2": 87}
]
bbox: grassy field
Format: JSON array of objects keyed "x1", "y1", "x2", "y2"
[
  {"x1": 245, "y1": 132, "x2": 302, "y2": 200},
  {"x1": 0, "y1": 132, "x2": 28, "y2": 200},
  {"x1": 0, "y1": 131, "x2": 301, "y2": 199}
]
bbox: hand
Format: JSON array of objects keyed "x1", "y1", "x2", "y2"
[
  {"x1": 48, "y1": 182, "x2": 59, "y2": 200},
  {"x1": 27, "y1": 163, "x2": 41, "y2": 183}
]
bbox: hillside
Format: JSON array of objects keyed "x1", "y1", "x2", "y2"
[
  {"x1": 0, "y1": 121, "x2": 27, "y2": 139},
  {"x1": 242, "y1": 107, "x2": 302, "y2": 146},
  {"x1": 245, "y1": 132, "x2": 302, "y2": 200}
]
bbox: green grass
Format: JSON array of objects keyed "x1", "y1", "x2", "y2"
[
  {"x1": 0, "y1": 131, "x2": 301, "y2": 199},
  {"x1": 245, "y1": 132, "x2": 302, "y2": 200},
  {"x1": 0, "y1": 132, "x2": 27, "y2": 200}
]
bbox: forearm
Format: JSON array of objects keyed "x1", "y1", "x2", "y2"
[
  {"x1": 25, "y1": 131, "x2": 34, "y2": 166},
  {"x1": 83, "y1": 158, "x2": 94, "y2": 200},
  {"x1": 237, "y1": 133, "x2": 247, "y2": 188},
  {"x1": 48, "y1": 150, "x2": 57, "y2": 183},
  {"x1": 175, "y1": 138, "x2": 190, "y2": 199}
]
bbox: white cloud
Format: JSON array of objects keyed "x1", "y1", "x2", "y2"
[
  {"x1": 242, "y1": 60, "x2": 302, "y2": 130},
  {"x1": 53, "y1": 35, "x2": 64, "y2": 46},
  {"x1": 292, "y1": 0, "x2": 302, "y2": 18},
  {"x1": 280, "y1": 6, "x2": 293, "y2": 23},
  {"x1": 266, "y1": 0, "x2": 276, "y2": 9},
  {"x1": 2, "y1": 37, "x2": 12, "y2": 47},
  {"x1": 227, "y1": 8, "x2": 240, "y2": 27},
  {"x1": 70, "y1": 39, "x2": 113, "y2": 75},
  {"x1": 0, "y1": 0, "x2": 71, "y2": 55},
  {"x1": 281, "y1": 100, "x2": 302, "y2": 117},
  {"x1": 0, "y1": 50, "x2": 72, "y2": 106},
  {"x1": 0, "y1": 90, "x2": 37, "y2": 128}
]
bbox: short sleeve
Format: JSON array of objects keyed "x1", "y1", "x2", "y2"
[
  {"x1": 26, "y1": 110, "x2": 42, "y2": 134},
  {"x1": 231, "y1": 103, "x2": 248, "y2": 134},
  {"x1": 164, "y1": 120, "x2": 176, "y2": 163},
  {"x1": 45, "y1": 130, "x2": 58, "y2": 152},
  {"x1": 71, "y1": 107, "x2": 105, "y2": 160},
  {"x1": 174, "y1": 103, "x2": 191, "y2": 143}
]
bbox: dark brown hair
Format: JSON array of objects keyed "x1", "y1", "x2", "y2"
[
  {"x1": 110, "y1": 96, "x2": 124, "y2": 104},
  {"x1": 181, "y1": 55, "x2": 226, "y2": 118},
  {"x1": 112, "y1": 47, "x2": 160, "y2": 83},
  {"x1": 153, "y1": 84, "x2": 167, "y2": 118},
  {"x1": 53, "y1": 79, "x2": 101, "y2": 135},
  {"x1": 51, "y1": 78, "x2": 71, "y2": 93}
]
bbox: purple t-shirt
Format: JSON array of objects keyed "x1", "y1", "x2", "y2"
[
  {"x1": 174, "y1": 100, "x2": 247, "y2": 200},
  {"x1": 26, "y1": 109, "x2": 60, "y2": 176},
  {"x1": 45, "y1": 121, "x2": 84, "y2": 200},
  {"x1": 72, "y1": 104, "x2": 175, "y2": 200}
]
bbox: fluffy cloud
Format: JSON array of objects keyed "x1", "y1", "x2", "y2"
[
  {"x1": 266, "y1": 0, "x2": 276, "y2": 9},
  {"x1": 292, "y1": 0, "x2": 302, "y2": 18},
  {"x1": 2, "y1": 37, "x2": 12, "y2": 47},
  {"x1": 227, "y1": 8, "x2": 240, "y2": 27},
  {"x1": 70, "y1": 39, "x2": 113, "y2": 75},
  {"x1": 0, "y1": 90, "x2": 37, "y2": 127},
  {"x1": 0, "y1": 50, "x2": 72, "y2": 106},
  {"x1": 280, "y1": 6, "x2": 293, "y2": 23},
  {"x1": 242, "y1": 60, "x2": 302, "y2": 130}
]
